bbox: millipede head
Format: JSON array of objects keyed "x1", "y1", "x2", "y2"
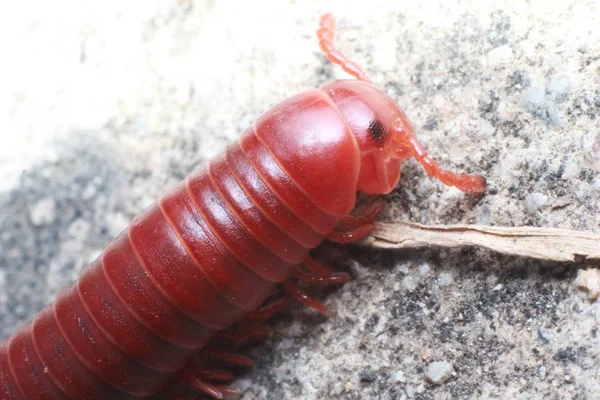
[{"x1": 318, "y1": 15, "x2": 486, "y2": 195}]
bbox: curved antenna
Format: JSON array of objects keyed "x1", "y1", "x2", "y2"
[
  {"x1": 391, "y1": 125, "x2": 486, "y2": 194},
  {"x1": 317, "y1": 13, "x2": 371, "y2": 83}
]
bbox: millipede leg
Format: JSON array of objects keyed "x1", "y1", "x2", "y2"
[
  {"x1": 293, "y1": 265, "x2": 350, "y2": 286},
  {"x1": 202, "y1": 347, "x2": 255, "y2": 367},
  {"x1": 188, "y1": 375, "x2": 228, "y2": 399},
  {"x1": 215, "y1": 385, "x2": 241, "y2": 396},
  {"x1": 244, "y1": 297, "x2": 292, "y2": 327},
  {"x1": 192, "y1": 367, "x2": 235, "y2": 382},
  {"x1": 283, "y1": 280, "x2": 328, "y2": 314},
  {"x1": 327, "y1": 198, "x2": 385, "y2": 243},
  {"x1": 187, "y1": 367, "x2": 240, "y2": 399},
  {"x1": 159, "y1": 353, "x2": 242, "y2": 399},
  {"x1": 327, "y1": 223, "x2": 374, "y2": 243},
  {"x1": 304, "y1": 257, "x2": 334, "y2": 276},
  {"x1": 341, "y1": 198, "x2": 386, "y2": 227}
]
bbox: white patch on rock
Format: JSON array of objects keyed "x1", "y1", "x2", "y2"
[
  {"x1": 575, "y1": 269, "x2": 600, "y2": 300},
  {"x1": 487, "y1": 45, "x2": 514, "y2": 65},
  {"x1": 437, "y1": 272, "x2": 455, "y2": 287},
  {"x1": 29, "y1": 197, "x2": 56, "y2": 227},
  {"x1": 525, "y1": 192, "x2": 549, "y2": 214},
  {"x1": 426, "y1": 361, "x2": 455, "y2": 384},
  {"x1": 392, "y1": 370, "x2": 407, "y2": 384}
]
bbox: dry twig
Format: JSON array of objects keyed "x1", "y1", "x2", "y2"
[{"x1": 363, "y1": 221, "x2": 600, "y2": 263}]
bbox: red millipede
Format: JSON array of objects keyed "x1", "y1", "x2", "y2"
[{"x1": 0, "y1": 14, "x2": 486, "y2": 400}]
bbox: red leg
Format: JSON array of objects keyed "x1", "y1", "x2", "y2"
[
  {"x1": 327, "y1": 223, "x2": 374, "y2": 243},
  {"x1": 161, "y1": 367, "x2": 239, "y2": 400},
  {"x1": 187, "y1": 375, "x2": 229, "y2": 399},
  {"x1": 191, "y1": 367, "x2": 234, "y2": 382},
  {"x1": 243, "y1": 298, "x2": 291, "y2": 328},
  {"x1": 304, "y1": 257, "x2": 333, "y2": 276},
  {"x1": 202, "y1": 347, "x2": 255, "y2": 367},
  {"x1": 317, "y1": 13, "x2": 371, "y2": 83},
  {"x1": 159, "y1": 300, "x2": 294, "y2": 399},
  {"x1": 215, "y1": 385, "x2": 240, "y2": 397},
  {"x1": 212, "y1": 298, "x2": 292, "y2": 350},
  {"x1": 293, "y1": 265, "x2": 350, "y2": 286},
  {"x1": 327, "y1": 197, "x2": 385, "y2": 243},
  {"x1": 285, "y1": 256, "x2": 352, "y2": 311},
  {"x1": 341, "y1": 199, "x2": 385, "y2": 227},
  {"x1": 283, "y1": 280, "x2": 328, "y2": 314}
]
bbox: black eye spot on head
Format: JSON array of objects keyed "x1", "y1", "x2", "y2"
[{"x1": 368, "y1": 119, "x2": 387, "y2": 143}]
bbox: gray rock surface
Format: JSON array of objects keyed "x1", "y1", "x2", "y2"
[{"x1": 1, "y1": 1, "x2": 599, "y2": 399}]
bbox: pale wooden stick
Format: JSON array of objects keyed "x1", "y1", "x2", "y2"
[{"x1": 362, "y1": 221, "x2": 600, "y2": 263}]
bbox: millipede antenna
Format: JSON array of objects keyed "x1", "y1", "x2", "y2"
[{"x1": 317, "y1": 13, "x2": 372, "y2": 83}]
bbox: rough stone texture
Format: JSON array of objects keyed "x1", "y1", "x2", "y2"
[{"x1": 1, "y1": 1, "x2": 599, "y2": 399}]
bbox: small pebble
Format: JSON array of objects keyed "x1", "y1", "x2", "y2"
[
  {"x1": 538, "y1": 365, "x2": 547, "y2": 380},
  {"x1": 232, "y1": 378, "x2": 253, "y2": 392},
  {"x1": 403, "y1": 275, "x2": 417, "y2": 291},
  {"x1": 477, "y1": 119, "x2": 496, "y2": 138},
  {"x1": 582, "y1": 132, "x2": 600, "y2": 165},
  {"x1": 419, "y1": 263, "x2": 431, "y2": 280},
  {"x1": 523, "y1": 87, "x2": 560, "y2": 124},
  {"x1": 12, "y1": 303, "x2": 29, "y2": 318},
  {"x1": 67, "y1": 219, "x2": 90, "y2": 239},
  {"x1": 545, "y1": 75, "x2": 571, "y2": 103},
  {"x1": 525, "y1": 193, "x2": 549, "y2": 214},
  {"x1": 437, "y1": 272, "x2": 454, "y2": 287},
  {"x1": 82, "y1": 183, "x2": 98, "y2": 200},
  {"x1": 392, "y1": 370, "x2": 406, "y2": 384},
  {"x1": 359, "y1": 369, "x2": 376, "y2": 383},
  {"x1": 426, "y1": 361, "x2": 455, "y2": 384},
  {"x1": 487, "y1": 45, "x2": 513, "y2": 65},
  {"x1": 422, "y1": 349, "x2": 432, "y2": 361},
  {"x1": 29, "y1": 197, "x2": 57, "y2": 227},
  {"x1": 537, "y1": 326, "x2": 551, "y2": 344},
  {"x1": 331, "y1": 382, "x2": 343, "y2": 396},
  {"x1": 278, "y1": 338, "x2": 293, "y2": 350},
  {"x1": 416, "y1": 177, "x2": 434, "y2": 196},
  {"x1": 476, "y1": 204, "x2": 493, "y2": 225},
  {"x1": 574, "y1": 269, "x2": 600, "y2": 300},
  {"x1": 486, "y1": 274, "x2": 499, "y2": 286},
  {"x1": 523, "y1": 87, "x2": 545, "y2": 112}
]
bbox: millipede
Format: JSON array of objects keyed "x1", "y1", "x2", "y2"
[{"x1": 0, "y1": 13, "x2": 485, "y2": 400}]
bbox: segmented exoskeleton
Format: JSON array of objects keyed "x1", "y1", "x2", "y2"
[{"x1": 0, "y1": 14, "x2": 485, "y2": 400}]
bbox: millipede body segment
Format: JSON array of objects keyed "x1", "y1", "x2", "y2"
[{"x1": 0, "y1": 13, "x2": 485, "y2": 400}]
